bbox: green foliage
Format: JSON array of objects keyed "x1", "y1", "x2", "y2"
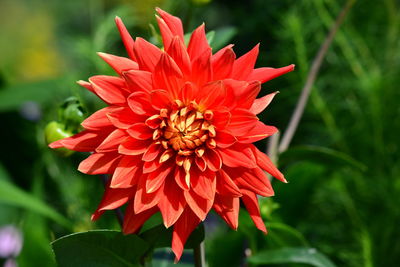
[
  {"x1": 52, "y1": 225, "x2": 205, "y2": 266},
  {"x1": 1, "y1": 0, "x2": 399, "y2": 266},
  {"x1": 0, "y1": 164, "x2": 70, "y2": 228},
  {"x1": 248, "y1": 247, "x2": 336, "y2": 267},
  {"x1": 0, "y1": 79, "x2": 71, "y2": 112},
  {"x1": 52, "y1": 230, "x2": 149, "y2": 267}
]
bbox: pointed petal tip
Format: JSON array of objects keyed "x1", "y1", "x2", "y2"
[
  {"x1": 76, "y1": 80, "x2": 87, "y2": 85},
  {"x1": 48, "y1": 140, "x2": 63, "y2": 149},
  {"x1": 91, "y1": 212, "x2": 101, "y2": 221},
  {"x1": 256, "y1": 223, "x2": 268, "y2": 234},
  {"x1": 114, "y1": 16, "x2": 122, "y2": 23},
  {"x1": 163, "y1": 221, "x2": 173, "y2": 229}
]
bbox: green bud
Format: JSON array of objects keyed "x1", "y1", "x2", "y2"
[
  {"x1": 59, "y1": 97, "x2": 86, "y2": 133},
  {"x1": 44, "y1": 121, "x2": 74, "y2": 157}
]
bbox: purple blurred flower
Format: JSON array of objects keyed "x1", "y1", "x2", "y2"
[
  {"x1": 19, "y1": 101, "x2": 42, "y2": 121},
  {"x1": 4, "y1": 259, "x2": 17, "y2": 267},
  {"x1": 0, "y1": 225, "x2": 22, "y2": 258}
]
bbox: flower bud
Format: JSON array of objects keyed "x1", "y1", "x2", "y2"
[
  {"x1": 44, "y1": 121, "x2": 74, "y2": 156},
  {"x1": 59, "y1": 97, "x2": 86, "y2": 132}
]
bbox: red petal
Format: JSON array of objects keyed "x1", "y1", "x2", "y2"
[
  {"x1": 97, "y1": 52, "x2": 138, "y2": 75},
  {"x1": 78, "y1": 152, "x2": 121, "y2": 175},
  {"x1": 142, "y1": 143, "x2": 162, "y2": 162},
  {"x1": 143, "y1": 154, "x2": 162, "y2": 173},
  {"x1": 158, "y1": 178, "x2": 186, "y2": 228},
  {"x1": 237, "y1": 121, "x2": 278, "y2": 144},
  {"x1": 184, "y1": 189, "x2": 212, "y2": 221},
  {"x1": 219, "y1": 144, "x2": 257, "y2": 168},
  {"x1": 167, "y1": 36, "x2": 191, "y2": 77},
  {"x1": 146, "y1": 163, "x2": 174, "y2": 193},
  {"x1": 190, "y1": 48, "x2": 212, "y2": 87},
  {"x1": 197, "y1": 81, "x2": 226, "y2": 110},
  {"x1": 49, "y1": 130, "x2": 110, "y2": 152},
  {"x1": 211, "y1": 47, "x2": 235, "y2": 80},
  {"x1": 152, "y1": 53, "x2": 183, "y2": 99},
  {"x1": 118, "y1": 138, "x2": 151, "y2": 155},
  {"x1": 107, "y1": 106, "x2": 145, "y2": 129},
  {"x1": 213, "y1": 194, "x2": 239, "y2": 230},
  {"x1": 252, "y1": 145, "x2": 286, "y2": 182},
  {"x1": 235, "y1": 81, "x2": 261, "y2": 109},
  {"x1": 133, "y1": 37, "x2": 162, "y2": 72},
  {"x1": 247, "y1": 64, "x2": 295, "y2": 83},
  {"x1": 134, "y1": 174, "x2": 163, "y2": 213},
  {"x1": 91, "y1": 186, "x2": 132, "y2": 220},
  {"x1": 187, "y1": 24, "x2": 209, "y2": 60},
  {"x1": 212, "y1": 108, "x2": 231, "y2": 130},
  {"x1": 77, "y1": 80, "x2": 95, "y2": 93},
  {"x1": 250, "y1": 91, "x2": 279, "y2": 115},
  {"x1": 231, "y1": 44, "x2": 259, "y2": 80},
  {"x1": 96, "y1": 129, "x2": 128, "y2": 152},
  {"x1": 203, "y1": 149, "x2": 222, "y2": 171},
  {"x1": 156, "y1": 8, "x2": 184, "y2": 42},
  {"x1": 215, "y1": 131, "x2": 237, "y2": 148},
  {"x1": 174, "y1": 167, "x2": 190, "y2": 191},
  {"x1": 81, "y1": 106, "x2": 116, "y2": 130},
  {"x1": 89, "y1": 76, "x2": 127, "y2": 105},
  {"x1": 127, "y1": 91, "x2": 155, "y2": 116},
  {"x1": 126, "y1": 123, "x2": 153, "y2": 140},
  {"x1": 156, "y1": 16, "x2": 173, "y2": 50},
  {"x1": 228, "y1": 108, "x2": 258, "y2": 136},
  {"x1": 123, "y1": 70, "x2": 153, "y2": 94},
  {"x1": 150, "y1": 89, "x2": 172, "y2": 110},
  {"x1": 241, "y1": 189, "x2": 267, "y2": 233},
  {"x1": 179, "y1": 82, "x2": 198, "y2": 104},
  {"x1": 110, "y1": 155, "x2": 142, "y2": 188},
  {"x1": 192, "y1": 169, "x2": 216, "y2": 200},
  {"x1": 172, "y1": 208, "x2": 201, "y2": 262},
  {"x1": 115, "y1": 16, "x2": 136, "y2": 61},
  {"x1": 123, "y1": 204, "x2": 157, "y2": 234},
  {"x1": 216, "y1": 169, "x2": 242, "y2": 197},
  {"x1": 195, "y1": 156, "x2": 206, "y2": 172},
  {"x1": 237, "y1": 167, "x2": 275, "y2": 197}
]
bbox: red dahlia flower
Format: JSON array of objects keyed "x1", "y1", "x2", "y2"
[{"x1": 50, "y1": 8, "x2": 294, "y2": 261}]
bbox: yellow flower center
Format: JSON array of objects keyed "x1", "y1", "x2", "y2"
[{"x1": 146, "y1": 100, "x2": 216, "y2": 161}]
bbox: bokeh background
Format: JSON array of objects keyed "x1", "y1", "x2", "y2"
[{"x1": 0, "y1": 0, "x2": 399, "y2": 266}]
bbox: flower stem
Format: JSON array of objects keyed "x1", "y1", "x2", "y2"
[
  {"x1": 193, "y1": 241, "x2": 205, "y2": 267},
  {"x1": 278, "y1": 0, "x2": 356, "y2": 153}
]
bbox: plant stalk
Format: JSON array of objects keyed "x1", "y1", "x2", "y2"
[
  {"x1": 278, "y1": 0, "x2": 356, "y2": 153},
  {"x1": 194, "y1": 241, "x2": 206, "y2": 267}
]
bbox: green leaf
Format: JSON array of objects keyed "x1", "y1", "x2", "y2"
[
  {"x1": 248, "y1": 247, "x2": 337, "y2": 267},
  {"x1": 52, "y1": 230, "x2": 150, "y2": 267},
  {"x1": 206, "y1": 31, "x2": 216, "y2": 45},
  {"x1": 140, "y1": 223, "x2": 205, "y2": 250},
  {"x1": 0, "y1": 173, "x2": 71, "y2": 228},
  {"x1": 266, "y1": 222, "x2": 309, "y2": 246},
  {"x1": 280, "y1": 145, "x2": 367, "y2": 172},
  {"x1": 0, "y1": 78, "x2": 70, "y2": 112},
  {"x1": 209, "y1": 27, "x2": 237, "y2": 50}
]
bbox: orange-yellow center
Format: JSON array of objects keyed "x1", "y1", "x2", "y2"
[{"x1": 146, "y1": 100, "x2": 216, "y2": 163}]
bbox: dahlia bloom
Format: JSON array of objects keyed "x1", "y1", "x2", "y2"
[{"x1": 50, "y1": 8, "x2": 294, "y2": 261}]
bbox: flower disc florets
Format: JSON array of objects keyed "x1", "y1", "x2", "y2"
[{"x1": 49, "y1": 8, "x2": 294, "y2": 261}]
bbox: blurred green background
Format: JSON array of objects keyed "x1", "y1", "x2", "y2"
[{"x1": 0, "y1": 0, "x2": 399, "y2": 266}]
